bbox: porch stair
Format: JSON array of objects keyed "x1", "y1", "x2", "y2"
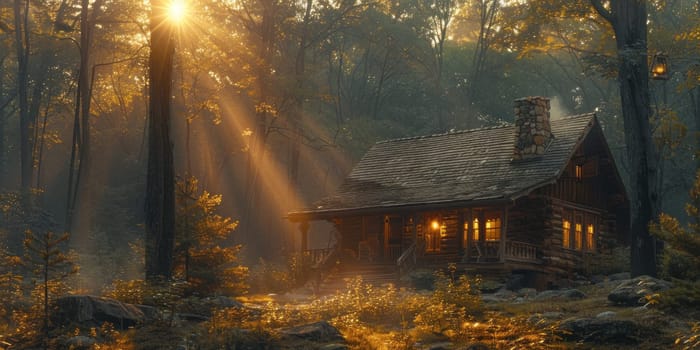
[{"x1": 315, "y1": 262, "x2": 399, "y2": 296}]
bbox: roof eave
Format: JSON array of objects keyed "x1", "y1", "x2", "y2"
[{"x1": 287, "y1": 196, "x2": 514, "y2": 222}]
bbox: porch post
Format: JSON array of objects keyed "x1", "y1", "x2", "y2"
[
  {"x1": 500, "y1": 207, "x2": 508, "y2": 263},
  {"x1": 299, "y1": 220, "x2": 310, "y2": 252}
]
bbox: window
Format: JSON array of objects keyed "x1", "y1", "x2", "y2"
[
  {"x1": 575, "y1": 164, "x2": 583, "y2": 180},
  {"x1": 574, "y1": 215, "x2": 583, "y2": 250},
  {"x1": 586, "y1": 223, "x2": 596, "y2": 251},
  {"x1": 562, "y1": 217, "x2": 571, "y2": 248},
  {"x1": 463, "y1": 221, "x2": 469, "y2": 249},
  {"x1": 472, "y1": 218, "x2": 480, "y2": 241},
  {"x1": 484, "y1": 212, "x2": 501, "y2": 241},
  {"x1": 563, "y1": 208, "x2": 599, "y2": 251}
]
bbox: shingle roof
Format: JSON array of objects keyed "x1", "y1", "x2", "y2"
[{"x1": 292, "y1": 113, "x2": 598, "y2": 217}]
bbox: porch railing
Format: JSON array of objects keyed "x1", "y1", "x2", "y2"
[
  {"x1": 302, "y1": 247, "x2": 337, "y2": 266},
  {"x1": 396, "y1": 241, "x2": 417, "y2": 277},
  {"x1": 303, "y1": 244, "x2": 340, "y2": 293},
  {"x1": 504, "y1": 241, "x2": 538, "y2": 263},
  {"x1": 468, "y1": 240, "x2": 539, "y2": 263}
]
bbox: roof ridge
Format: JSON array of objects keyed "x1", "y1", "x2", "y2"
[
  {"x1": 376, "y1": 123, "x2": 512, "y2": 144},
  {"x1": 552, "y1": 112, "x2": 596, "y2": 121},
  {"x1": 376, "y1": 113, "x2": 595, "y2": 145}
]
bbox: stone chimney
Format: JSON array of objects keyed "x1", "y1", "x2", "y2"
[{"x1": 513, "y1": 96, "x2": 553, "y2": 160}]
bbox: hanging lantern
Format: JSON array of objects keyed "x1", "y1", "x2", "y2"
[{"x1": 651, "y1": 52, "x2": 669, "y2": 80}]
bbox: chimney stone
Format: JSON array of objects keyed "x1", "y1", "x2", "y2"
[{"x1": 513, "y1": 96, "x2": 552, "y2": 160}]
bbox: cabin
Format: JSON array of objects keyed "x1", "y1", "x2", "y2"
[{"x1": 288, "y1": 97, "x2": 629, "y2": 287}]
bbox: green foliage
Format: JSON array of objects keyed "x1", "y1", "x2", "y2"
[
  {"x1": 174, "y1": 176, "x2": 247, "y2": 296},
  {"x1": 652, "y1": 170, "x2": 700, "y2": 280},
  {"x1": 0, "y1": 246, "x2": 23, "y2": 335},
  {"x1": 103, "y1": 279, "x2": 148, "y2": 305},
  {"x1": 675, "y1": 322, "x2": 700, "y2": 349},
  {"x1": 248, "y1": 258, "x2": 295, "y2": 293},
  {"x1": 647, "y1": 280, "x2": 700, "y2": 315}
]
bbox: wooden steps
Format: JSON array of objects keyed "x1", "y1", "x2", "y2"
[{"x1": 316, "y1": 262, "x2": 398, "y2": 295}]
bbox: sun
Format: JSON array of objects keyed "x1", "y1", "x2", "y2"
[{"x1": 167, "y1": 0, "x2": 187, "y2": 23}]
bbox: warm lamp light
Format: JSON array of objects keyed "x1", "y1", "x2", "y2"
[
  {"x1": 431, "y1": 220, "x2": 440, "y2": 230},
  {"x1": 651, "y1": 52, "x2": 669, "y2": 80}
]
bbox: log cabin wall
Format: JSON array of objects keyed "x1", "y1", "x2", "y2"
[
  {"x1": 336, "y1": 217, "x2": 363, "y2": 255},
  {"x1": 508, "y1": 196, "x2": 548, "y2": 245}
]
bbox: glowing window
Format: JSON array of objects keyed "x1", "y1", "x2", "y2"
[
  {"x1": 575, "y1": 165, "x2": 583, "y2": 180},
  {"x1": 562, "y1": 219, "x2": 571, "y2": 248},
  {"x1": 473, "y1": 218, "x2": 480, "y2": 241},
  {"x1": 586, "y1": 224, "x2": 595, "y2": 251},
  {"x1": 484, "y1": 212, "x2": 501, "y2": 241},
  {"x1": 575, "y1": 215, "x2": 583, "y2": 250},
  {"x1": 463, "y1": 221, "x2": 469, "y2": 248}
]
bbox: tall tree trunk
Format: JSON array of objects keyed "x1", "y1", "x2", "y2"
[
  {"x1": 65, "y1": 0, "x2": 104, "y2": 233},
  {"x1": 289, "y1": 0, "x2": 313, "y2": 189},
  {"x1": 592, "y1": 0, "x2": 659, "y2": 276},
  {"x1": 14, "y1": 0, "x2": 32, "y2": 191},
  {"x1": 145, "y1": 0, "x2": 176, "y2": 280}
]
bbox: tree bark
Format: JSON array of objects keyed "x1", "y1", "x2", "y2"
[
  {"x1": 592, "y1": 0, "x2": 659, "y2": 276},
  {"x1": 145, "y1": 0, "x2": 176, "y2": 280},
  {"x1": 13, "y1": 0, "x2": 32, "y2": 191}
]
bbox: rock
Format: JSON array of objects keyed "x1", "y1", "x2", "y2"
[
  {"x1": 136, "y1": 304, "x2": 158, "y2": 321},
  {"x1": 558, "y1": 317, "x2": 647, "y2": 344},
  {"x1": 534, "y1": 289, "x2": 586, "y2": 301},
  {"x1": 480, "y1": 295, "x2": 505, "y2": 303},
  {"x1": 53, "y1": 295, "x2": 145, "y2": 329},
  {"x1": 427, "y1": 341, "x2": 454, "y2": 350},
  {"x1": 463, "y1": 342, "x2": 490, "y2": 350},
  {"x1": 608, "y1": 272, "x2": 631, "y2": 281},
  {"x1": 320, "y1": 344, "x2": 349, "y2": 350},
  {"x1": 517, "y1": 288, "x2": 537, "y2": 298},
  {"x1": 607, "y1": 276, "x2": 672, "y2": 306},
  {"x1": 63, "y1": 336, "x2": 96, "y2": 350},
  {"x1": 590, "y1": 274, "x2": 606, "y2": 284},
  {"x1": 279, "y1": 321, "x2": 345, "y2": 343},
  {"x1": 479, "y1": 280, "x2": 504, "y2": 293},
  {"x1": 596, "y1": 311, "x2": 616, "y2": 318},
  {"x1": 493, "y1": 288, "x2": 516, "y2": 299}
]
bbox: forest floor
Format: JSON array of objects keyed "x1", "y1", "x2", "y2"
[{"x1": 236, "y1": 276, "x2": 697, "y2": 350}]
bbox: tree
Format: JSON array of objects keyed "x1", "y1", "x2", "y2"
[
  {"x1": 13, "y1": 0, "x2": 32, "y2": 191},
  {"x1": 174, "y1": 176, "x2": 246, "y2": 295},
  {"x1": 145, "y1": 0, "x2": 176, "y2": 280},
  {"x1": 590, "y1": 0, "x2": 659, "y2": 276},
  {"x1": 22, "y1": 230, "x2": 77, "y2": 350}
]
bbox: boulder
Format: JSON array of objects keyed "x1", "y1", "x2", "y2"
[
  {"x1": 53, "y1": 295, "x2": 145, "y2": 329},
  {"x1": 426, "y1": 341, "x2": 454, "y2": 350},
  {"x1": 607, "y1": 276, "x2": 672, "y2": 306},
  {"x1": 596, "y1": 311, "x2": 616, "y2": 319},
  {"x1": 517, "y1": 288, "x2": 538, "y2": 298},
  {"x1": 558, "y1": 317, "x2": 646, "y2": 344},
  {"x1": 63, "y1": 336, "x2": 97, "y2": 350},
  {"x1": 279, "y1": 321, "x2": 345, "y2": 343},
  {"x1": 534, "y1": 289, "x2": 586, "y2": 301}
]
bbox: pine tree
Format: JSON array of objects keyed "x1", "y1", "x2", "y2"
[
  {"x1": 22, "y1": 230, "x2": 78, "y2": 350},
  {"x1": 174, "y1": 176, "x2": 247, "y2": 296}
]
